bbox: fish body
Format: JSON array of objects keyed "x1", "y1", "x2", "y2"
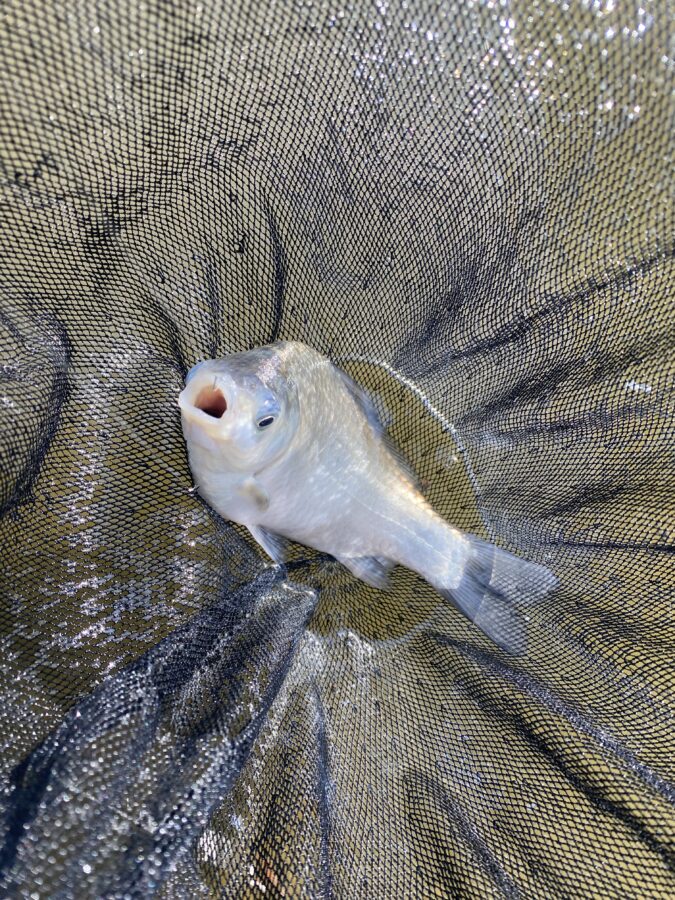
[{"x1": 178, "y1": 341, "x2": 557, "y2": 654}]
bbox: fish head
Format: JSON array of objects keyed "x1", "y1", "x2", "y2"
[{"x1": 178, "y1": 346, "x2": 299, "y2": 471}]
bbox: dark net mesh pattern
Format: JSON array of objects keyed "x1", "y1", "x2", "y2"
[{"x1": 1, "y1": 0, "x2": 673, "y2": 896}]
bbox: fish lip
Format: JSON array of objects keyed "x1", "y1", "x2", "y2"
[
  {"x1": 185, "y1": 359, "x2": 211, "y2": 384},
  {"x1": 177, "y1": 381, "x2": 230, "y2": 423}
]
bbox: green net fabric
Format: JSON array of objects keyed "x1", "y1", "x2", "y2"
[{"x1": 1, "y1": 0, "x2": 673, "y2": 896}]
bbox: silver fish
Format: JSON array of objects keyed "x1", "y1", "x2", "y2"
[{"x1": 178, "y1": 341, "x2": 557, "y2": 654}]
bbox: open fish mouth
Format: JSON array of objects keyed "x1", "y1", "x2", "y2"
[{"x1": 194, "y1": 386, "x2": 227, "y2": 418}]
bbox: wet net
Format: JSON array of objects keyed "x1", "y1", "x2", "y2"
[{"x1": 1, "y1": 0, "x2": 673, "y2": 896}]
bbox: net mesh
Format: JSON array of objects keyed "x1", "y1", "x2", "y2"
[{"x1": 1, "y1": 0, "x2": 673, "y2": 896}]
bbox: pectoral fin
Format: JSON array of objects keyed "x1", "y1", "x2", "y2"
[
  {"x1": 248, "y1": 525, "x2": 287, "y2": 564},
  {"x1": 338, "y1": 555, "x2": 393, "y2": 589},
  {"x1": 239, "y1": 477, "x2": 270, "y2": 511}
]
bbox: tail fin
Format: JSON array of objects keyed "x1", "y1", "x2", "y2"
[{"x1": 440, "y1": 536, "x2": 558, "y2": 655}]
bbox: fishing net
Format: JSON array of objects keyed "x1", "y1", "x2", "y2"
[{"x1": 1, "y1": 0, "x2": 673, "y2": 896}]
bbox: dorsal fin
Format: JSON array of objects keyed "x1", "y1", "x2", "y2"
[{"x1": 334, "y1": 366, "x2": 421, "y2": 490}]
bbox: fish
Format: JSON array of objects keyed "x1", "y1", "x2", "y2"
[{"x1": 178, "y1": 341, "x2": 558, "y2": 654}]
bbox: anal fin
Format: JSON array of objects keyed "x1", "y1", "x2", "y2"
[{"x1": 338, "y1": 555, "x2": 393, "y2": 589}]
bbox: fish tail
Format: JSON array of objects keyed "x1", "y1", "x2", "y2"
[{"x1": 439, "y1": 535, "x2": 558, "y2": 655}]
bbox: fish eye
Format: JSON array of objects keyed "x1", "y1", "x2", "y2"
[{"x1": 257, "y1": 415, "x2": 275, "y2": 429}]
